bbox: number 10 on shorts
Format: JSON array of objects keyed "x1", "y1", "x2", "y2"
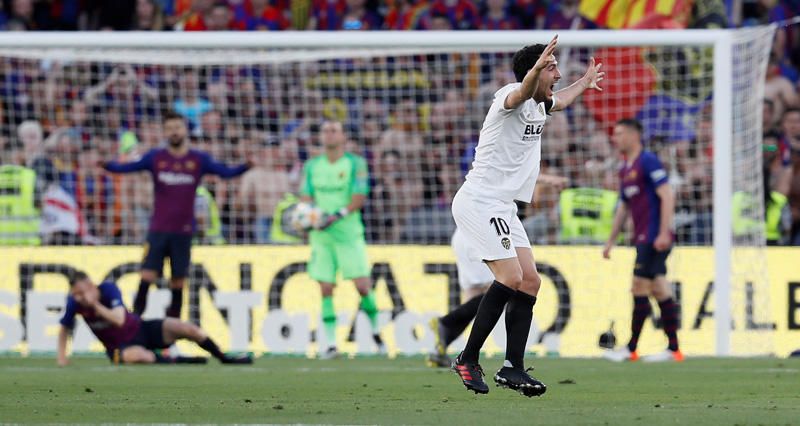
[{"x1": 490, "y1": 217, "x2": 512, "y2": 250}]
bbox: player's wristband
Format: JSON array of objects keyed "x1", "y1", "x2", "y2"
[{"x1": 337, "y1": 207, "x2": 349, "y2": 218}]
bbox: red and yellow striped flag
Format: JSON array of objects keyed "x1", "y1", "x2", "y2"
[{"x1": 579, "y1": 0, "x2": 691, "y2": 29}]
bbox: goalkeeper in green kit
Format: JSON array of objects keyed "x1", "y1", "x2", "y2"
[{"x1": 300, "y1": 120, "x2": 385, "y2": 359}]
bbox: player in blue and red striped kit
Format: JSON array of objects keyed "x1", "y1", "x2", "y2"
[
  {"x1": 602, "y1": 118, "x2": 683, "y2": 363},
  {"x1": 103, "y1": 111, "x2": 250, "y2": 318},
  {"x1": 57, "y1": 271, "x2": 251, "y2": 365}
]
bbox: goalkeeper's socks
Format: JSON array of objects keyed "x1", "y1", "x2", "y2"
[
  {"x1": 133, "y1": 279, "x2": 152, "y2": 316},
  {"x1": 166, "y1": 288, "x2": 183, "y2": 318},
  {"x1": 359, "y1": 290, "x2": 380, "y2": 333},
  {"x1": 658, "y1": 297, "x2": 680, "y2": 351},
  {"x1": 461, "y1": 281, "x2": 515, "y2": 364},
  {"x1": 321, "y1": 296, "x2": 337, "y2": 347},
  {"x1": 627, "y1": 296, "x2": 652, "y2": 352},
  {"x1": 199, "y1": 337, "x2": 226, "y2": 360},
  {"x1": 440, "y1": 294, "x2": 483, "y2": 346},
  {"x1": 504, "y1": 291, "x2": 536, "y2": 369}
]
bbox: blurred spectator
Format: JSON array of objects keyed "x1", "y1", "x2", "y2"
[
  {"x1": 232, "y1": 0, "x2": 289, "y2": 30},
  {"x1": 91, "y1": 0, "x2": 137, "y2": 30},
  {"x1": 83, "y1": 65, "x2": 159, "y2": 135},
  {"x1": 133, "y1": 0, "x2": 168, "y2": 30},
  {"x1": 480, "y1": 0, "x2": 520, "y2": 30},
  {"x1": 383, "y1": 0, "x2": 428, "y2": 30},
  {"x1": 366, "y1": 149, "x2": 423, "y2": 242},
  {"x1": 75, "y1": 144, "x2": 113, "y2": 240},
  {"x1": 762, "y1": 130, "x2": 792, "y2": 245},
  {"x1": 681, "y1": 106, "x2": 714, "y2": 244},
  {"x1": 173, "y1": 67, "x2": 212, "y2": 130},
  {"x1": 17, "y1": 119, "x2": 55, "y2": 195},
  {"x1": 511, "y1": 0, "x2": 544, "y2": 29},
  {"x1": 8, "y1": 0, "x2": 38, "y2": 30},
  {"x1": 236, "y1": 137, "x2": 291, "y2": 243},
  {"x1": 780, "y1": 107, "x2": 800, "y2": 244},
  {"x1": 765, "y1": 56, "x2": 800, "y2": 126},
  {"x1": 764, "y1": 98, "x2": 778, "y2": 133},
  {"x1": 203, "y1": 2, "x2": 236, "y2": 30},
  {"x1": 423, "y1": 0, "x2": 479, "y2": 30},
  {"x1": 176, "y1": 0, "x2": 215, "y2": 30},
  {"x1": 341, "y1": 0, "x2": 381, "y2": 30},
  {"x1": 307, "y1": 0, "x2": 346, "y2": 30},
  {"x1": 542, "y1": 0, "x2": 593, "y2": 30}
]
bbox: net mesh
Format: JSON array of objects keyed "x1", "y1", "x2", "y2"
[{"x1": 0, "y1": 28, "x2": 778, "y2": 356}]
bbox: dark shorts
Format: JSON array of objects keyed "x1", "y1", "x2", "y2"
[
  {"x1": 142, "y1": 232, "x2": 192, "y2": 278},
  {"x1": 107, "y1": 320, "x2": 169, "y2": 361},
  {"x1": 634, "y1": 244, "x2": 671, "y2": 279}
]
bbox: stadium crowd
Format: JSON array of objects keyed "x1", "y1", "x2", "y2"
[{"x1": 1, "y1": 0, "x2": 800, "y2": 246}]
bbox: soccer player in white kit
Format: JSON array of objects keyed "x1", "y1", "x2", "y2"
[{"x1": 450, "y1": 35, "x2": 604, "y2": 396}]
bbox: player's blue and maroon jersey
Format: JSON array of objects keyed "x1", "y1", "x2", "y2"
[
  {"x1": 59, "y1": 282, "x2": 140, "y2": 351},
  {"x1": 619, "y1": 151, "x2": 669, "y2": 244},
  {"x1": 104, "y1": 148, "x2": 248, "y2": 235}
]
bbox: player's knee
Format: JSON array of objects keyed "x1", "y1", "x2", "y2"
[
  {"x1": 170, "y1": 278, "x2": 185, "y2": 289},
  {"x1": 497, "y1": 271, "x2": 523, "y2": 289},
  {"x1": 631, "y1": 277, "x2": 650, "y2": 295},
  {"x1": 320, "y1": 283, "x2": 335, "y2": 297},
  {"x1": 520, "y1": 272, "x2": 541, "y2": 294},
  {"x1": 141, "y1": 270, "x2": 157, "y2": 283},
  {"x1": 122, "y1": 347, "x2": 155, "y2": 364},
  {"x1": 185, "y1": 323, "x2": 206, "y2": 341}
]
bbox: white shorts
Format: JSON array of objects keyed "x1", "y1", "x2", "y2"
[
  {"x1": 451, "y1": 228, "x2": 495, "y2": 290},
  {"x1": 451, "y1": 185, "x2": 531, "y2": 263}
]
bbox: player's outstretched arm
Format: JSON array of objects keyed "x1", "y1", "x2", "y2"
[
  {"x1": 603, "y1": 203, "x2": 628, "y2": 259},
  {"x1": 203, "y1": 153, "x2": 251, "y2": 178},
  {"x1": 56, "y1": 326, "x2": 70, "y2": 367},
  {"x1": 551, "y1": 57, "x2": 604, "y2": 112},
  {"x1": 102, "y1": 150, "x2": 155, "y2": 174},
  {"x1": 505, "y1": 35, "x2": 558, "y2": 110}
]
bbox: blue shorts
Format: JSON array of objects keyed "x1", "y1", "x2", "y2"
[
  {"x1": 142, "y1": 232, "x2": 192, "y2": 278},
  {"x1": 107, "y1": 320, "x2": 168, "y2": 361},
  {"x1": 634, "y1": 244, "x2": 671, "y2": 279}
]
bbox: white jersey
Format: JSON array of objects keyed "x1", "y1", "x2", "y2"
[{"x1": 464, "y1": 82, "x2": 555, "y2": 203}]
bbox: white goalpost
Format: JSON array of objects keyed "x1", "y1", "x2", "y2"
[{"x1": 0, "y1": 28, "x2": 777, "y2": 357}]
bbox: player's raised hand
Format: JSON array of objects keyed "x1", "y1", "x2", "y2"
[
  {"x1": 533, "y1": 35, "x2": 558, "y2": 72},
  {"x1": 583, "y1": 57, "x2": 604, "y2": 91}
]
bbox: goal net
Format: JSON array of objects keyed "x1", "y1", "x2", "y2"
[{"x1": 0, "y1": 28, "x2": 782, "y2": 358}]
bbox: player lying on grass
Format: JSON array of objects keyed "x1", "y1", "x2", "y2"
[{"x1": 57, "y1": 271, "x2": 252, "y2": 366}]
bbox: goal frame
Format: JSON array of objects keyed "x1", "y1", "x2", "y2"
[{"x1": 0, "y1": 29, "x2": 742, "y2": 355}]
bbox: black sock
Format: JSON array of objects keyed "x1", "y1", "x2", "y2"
[
  {"x1": 440, "y1": 294, "x2": 483, "y2": 346},
  {"x1": 504, "y1": 291, "x2": 536, "y2": 369},
  {"x1": 627, "y1": 296, "x2": 652, "y2": 352},
  {"x1": 133, "y1": 279, "x2": 152, "y2": 316},
  {"x1": 658, "y1": 298, "x2": 680, "y2": 351},
  {"x1": 167, "y1": 288, "x2": 183, "y2": 318},
  {"x1": 461, "y1": 281, "x2": 515, "y2": 363},
  {"x1": 199, "y1": 337, "x2": 226, "y2": 360}
]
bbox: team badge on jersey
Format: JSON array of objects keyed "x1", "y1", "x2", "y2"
[
  {"x1": 185, "y1": 160, "x2": 196, "y2": 170},
  {"x1": 501, "y1": 237, "x2": 511, "y2": 250}
]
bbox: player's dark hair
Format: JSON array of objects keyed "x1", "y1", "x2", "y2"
[
  {"x1": 162, "y1": 111, "x2": 186, "y2": 124},
  {"x1": 616, "y1": 118, "x2": 643, "y2": 135},
  {"x1": 68, "y1": 271, "x2": 90, "y2": 287},
  {"x1": 512, "y1": 44, "x2": 547, "y2": 82}
]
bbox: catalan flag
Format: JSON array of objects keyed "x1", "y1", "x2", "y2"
[{"x1": 579, "y1": 0, "x2": 691, "y2": 29}]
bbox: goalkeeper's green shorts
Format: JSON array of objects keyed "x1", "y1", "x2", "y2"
[{"x1": 307, "y1": 233, "x2": 370, "y2": 283}]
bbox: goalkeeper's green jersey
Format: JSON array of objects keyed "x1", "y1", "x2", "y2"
[{"x1": 300, "y1": 152, "x2": 369, "y2": 240}]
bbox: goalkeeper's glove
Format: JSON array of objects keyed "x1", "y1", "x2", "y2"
[{"x1": 317, "y1": 207, "x2": 349, "y2": 230}]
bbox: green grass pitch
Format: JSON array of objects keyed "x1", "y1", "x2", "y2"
[{"x1": 0, "y1": 356, "x2": 798, "y2": 424}]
